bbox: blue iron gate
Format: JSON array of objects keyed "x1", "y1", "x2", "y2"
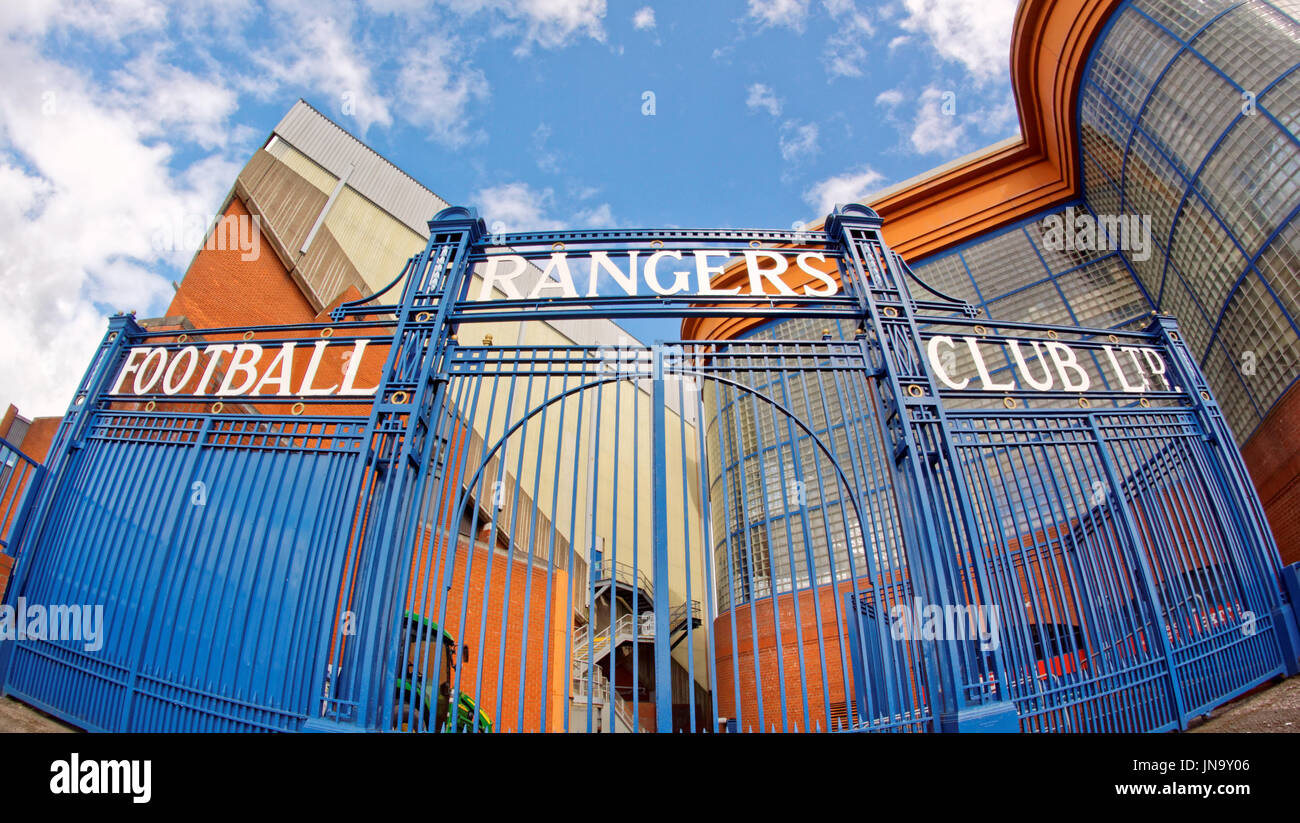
[
  {"x1": 828, "y1": 206, "x2": 1299, "y2": 730},
  {"x1": 2, "y1": 204, "x2": 1296, "y2": 732}
]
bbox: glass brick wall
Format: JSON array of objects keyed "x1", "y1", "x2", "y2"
[
  {"x1": 702, "y1": 316, "x2": 888, "y2": 611},
  {"x1": 908, "y1": 207, "x2": 1153, "y2": 333},
  {"x1": 1080, "y1": 0, "x2": 1300, "y2": 443}
]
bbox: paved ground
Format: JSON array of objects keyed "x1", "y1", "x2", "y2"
[
  {"x1": 0, "y1": 696, "x2": 76, "y2": 733},
  {"x1": 0, "y1": 676, "x2": 1297, "y2": 732},
  {"x1": 1190, "y1": 675, "x2": 1300, "y2": 733}
]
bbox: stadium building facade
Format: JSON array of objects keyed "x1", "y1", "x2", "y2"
[{"x1": 2, "y1": 0, "x2": 1300, "y2": 733}]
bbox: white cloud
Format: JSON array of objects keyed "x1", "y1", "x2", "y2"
[
  {"x1": 875, "y1": 88, "x2": 904, "y2": 107},
  {"x1": 632, "y1": 6, "x2": 655, "y2": 30},
  {"x1": 256, "y1": 6, "x2": 393, "y2": 136},
  {"x1": 822, "y1": 1, "x2": 873, "y2": 79},
  {"x1": 779, "y1": 120, "x2": 819, "y2": 162},
  {"x1": 472, "y1": 183, "x2": 563, "y2": 233},
  {"x1": 898, "y1": 86, "x2": 1018, "y2": 155},
  {"x1": 110, "y1": 51, "x2": 243, "y2": 150},
  {"x1": 746, "y1": 0, "x2": 809, "y2": 32},
  {"x1": 803, "y1": 166, "x2": 885, "y2": 216},
  {"x1": 395, "y1": 38, "x2": 489, "y2": 148},
  {"x1": 532, "y1": 122, "x2": 560, "y2": 172},
  {"x1": 442, "y1": 0, "x2": 608, "y2": 54},
  {"x1": 0, "y1": 15, "x2": 243, "y2": 416},
  {"x1": 574, "y1": 202, "x2": 614, "y2": 227},
  {"x1": 363, "y1": 0, "x2": 431, "y2": 11},
  {"x1": 899, "y1": 0, "x2": 1017, "y2": 83},
  {"x1": 910, "y1": 86, "x2": 963, "y2": 154},
  {"x1": 974, "y1": 95, "x2": 1018, "y2": 137},
  {"x1": 0, "y1": 0, "x2": 167, "y2": 39},
  {"x1": 513, "y1": 0, "x2": 607, "y2": 51},
  {"x1": 471, "y1": 181, "x2": 616, "y2": 232},
  {"x1": 746, "y1": 83, "x2": 782, "y2": 117}
]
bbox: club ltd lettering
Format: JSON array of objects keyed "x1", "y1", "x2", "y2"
[
  {"x1": 475, "y1": 249, "x2": 839, "y2": 300},
  {"x1": 926, "y1": 335, "x2": 1177, "y2": 394},
  {"x1": 109, "y1": 340, "x2": 378, "y2": 399}
]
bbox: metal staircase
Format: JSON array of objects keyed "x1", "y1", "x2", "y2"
[
  {"x1": 570, "y1": 666, "x2": 642, "y2": 732},
  {"x1": 571, "y1": 599, "x2": 702, "y2": 669},
  {"x1": 667, "y1": 600, "x2": 703, "y2": 650},
  {"x1": 571, "y1": 613, "x2": 650, "y2": 669},
  {"x1": 590, "y1": 560, "x2": 654, "y2": 612}
]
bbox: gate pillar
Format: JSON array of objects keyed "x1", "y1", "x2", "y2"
[
  {"x1": 315, "y1": 207, "x2": 485, "y2": 731},
  {"x1": 827, "y1": 205, "x2": 1020, "y2": 732}
]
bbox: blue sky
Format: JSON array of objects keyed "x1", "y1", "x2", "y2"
[{"x1": 1, "y1": 0, "x2": 1021, "y2": 415}]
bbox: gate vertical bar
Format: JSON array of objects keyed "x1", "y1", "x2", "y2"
[
  {"x1": 652, "y1": 344, "x2": 673, "y2": 732},
  {"x1": 117, "y1": 414, "x2": 216, "y2": 731}
]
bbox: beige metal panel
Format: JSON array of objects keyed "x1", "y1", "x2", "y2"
[
  {"x1": 263, "y1": 138, "x2": 338, "y2": 196},
  {"x1": 323, "y1": 187, "x2": 428, "y2": 293},
  {"x1": 238, "y1": 150, "x2": 330, "y2": 267},
  {"x1": 294, "y1": 224, "x2": 370, "y2": 310},
  {"x1": 272, "y1": 100, "x2": 450, "y2": 237},
  {"x1": 236, "y1": 149, "x2": 369, "y2": 309}
]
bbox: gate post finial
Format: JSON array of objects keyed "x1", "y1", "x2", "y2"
[
  {"x1": 429, "y1": 206, "x2": 487, "y2": 245},
  {"x1": 824, "y1": 203, "x2": 882, "y2": 239}
]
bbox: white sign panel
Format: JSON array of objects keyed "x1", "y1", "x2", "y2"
[
  {"x1": 925, "y1": 335, "x2": 1178, "y2": 394},
  {"x1": 474, "y1": 250, "x2": 839, "y2": 301},
  {"x1": 109, "y1": 341, "x2": 379, "y2": 399}
]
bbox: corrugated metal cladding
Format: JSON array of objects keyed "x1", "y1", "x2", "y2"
[
  {"x1": 237, "y1": 149, "x2": 368, "y2": 310},
  {"x1": 267, "y1": 100, "x2": 681, "y2": 415},
  {"x1": 272, "y1": 100, "x2": 450, "y2": 238},
  {"x1": 239, "y1": 149, "x2": 330, "y2": 256}
]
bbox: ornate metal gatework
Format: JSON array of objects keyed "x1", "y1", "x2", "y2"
[{"x1": 1, "y1": 205, "x2": 1296, "y2": 732}]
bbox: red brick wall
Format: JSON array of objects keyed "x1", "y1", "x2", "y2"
[
  {"x1": 714, "y1": 580, "x2": 875, "y2": 731},
  {"x1": 166, "y1": 196, "x2": 318, "y2": 328},
  {"x1": 0, "y1": 417, "x2": 58, "y2": 550},
  {"x1": 403, "y1": 530, "x2": 569, "y2": 732},
  {"x1": 1243, "y1": 381, "x2": 1300, "y2": 566},
  {"x1": 16, "y1": 417, "x2": 59, "y2": 463},
  {"x1": 149, "y1": 195, "x2": 386, "y2": 419},
  {"x1": 0, "y1": 553, "x2": 12, "y2": 603}
]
